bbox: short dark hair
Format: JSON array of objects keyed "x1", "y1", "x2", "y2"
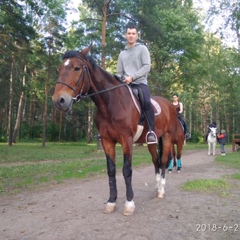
[
  {"x1": 126, "y1": 24, "x2": 138, "y2": 32},
  {"x1": 172, "y1": 93, "x2": 178, "y2": 97}
]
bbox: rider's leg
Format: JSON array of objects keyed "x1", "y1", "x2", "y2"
[{"x1": 137, "y1": 83, "x2": 157, "y2": 144}]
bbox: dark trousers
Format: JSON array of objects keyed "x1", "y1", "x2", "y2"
[{"x1": 131, "y1": 83, "x2": 155, "y2": 131}]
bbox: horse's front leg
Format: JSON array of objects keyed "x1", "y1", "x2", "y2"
[
  {"x1": 213, "y1": 142, "x2": 216, "y2": 155},
  {"x1": 122, "y1": 141, "x2": 135, "y2": 216},
  {"x1": 101, "y1": 140, "x2": 118, "y2": 214},
  {"x1": 208, "y1": 142, "x2": 211, "y2": 155}
]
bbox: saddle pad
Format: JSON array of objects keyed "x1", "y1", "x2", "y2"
[{"x1": 151, "y1": 98, "x2": 161, "y2": 116}]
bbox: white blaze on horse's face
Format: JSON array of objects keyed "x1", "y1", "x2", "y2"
[
  {"x1": 210, "y1": 127, "x2": 217, "y2": 137},
  {"x1": 64, "y1": 59, "x2": 70, "y2": 66}
]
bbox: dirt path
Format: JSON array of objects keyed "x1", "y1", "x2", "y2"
[{"x1": 0, "y1": 149, "x2": 239, "y2": 240}]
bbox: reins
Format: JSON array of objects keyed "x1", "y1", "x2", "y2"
[
  {"x1": 57, "y1": 56, "x2": 126, "y2": 103},
  {"x1": 72, "y1": 84, "x2": 125, "y2": 102}
]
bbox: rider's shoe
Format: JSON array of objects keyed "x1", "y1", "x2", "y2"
[{"x1": 146, "y1": 131, "x2": 158, "y2": 144}]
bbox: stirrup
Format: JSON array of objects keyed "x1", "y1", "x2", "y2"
[{"x1": 146, "y1": 131, "x2": 158, "y2": 144}]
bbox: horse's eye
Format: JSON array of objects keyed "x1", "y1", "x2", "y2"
[{"x1": 74, "y1": 67, "x2": 80, "y2": 71}]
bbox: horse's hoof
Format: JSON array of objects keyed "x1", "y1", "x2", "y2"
[
  {"x1": 103, "y1": 202, "x2": 116, "y2": 214},
  {"x1": 123, "y1": 201, "x2": 135, "y2": 216},
  {"x1": 157, "y1": 192, "x2": 164, "y2": 198},
  {"x1": 168, "y1": 169, "x2": 172, "y2": 174}
]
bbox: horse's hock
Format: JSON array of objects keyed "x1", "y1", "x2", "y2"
[{"x1": 232, "y1": 134, "x2": 240, "y2": 152}]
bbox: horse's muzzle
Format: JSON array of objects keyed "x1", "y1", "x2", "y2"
[{"x1": 52, "y1": 93, "x2": 73, "y2": 112}]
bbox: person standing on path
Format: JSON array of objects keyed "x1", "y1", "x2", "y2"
[{"x1": 217, "y1": 129, "x2": 227, "y2": 155}]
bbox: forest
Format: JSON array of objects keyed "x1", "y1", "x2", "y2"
[{"x1": 0, "y1": 0, "x2": 240, "y2": 146}]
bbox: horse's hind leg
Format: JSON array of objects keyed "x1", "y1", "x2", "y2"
[
  {"x1": 168, "y1": 145, "x2": 174, "y2": 173},
  {"x1": 147, "y1": 143, "x2": 161, "y2": 196},
  {"x1": 176, "y1": 141, "x2": 183, "y2": 172},
  {"x1": 153, "y1": 135, "x2": 171, "y2": 198}
]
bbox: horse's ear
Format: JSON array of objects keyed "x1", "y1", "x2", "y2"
[{"x1": 80, "y1": 46, "x2": 91, "y2": 56}]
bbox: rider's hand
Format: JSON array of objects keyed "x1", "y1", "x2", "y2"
[{"x1": 124, "y1": 76, "x2": 133, "y2": 84}]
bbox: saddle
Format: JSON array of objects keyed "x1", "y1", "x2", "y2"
[{"x1": 131, "y1": 86, "x2": 145, "y2": 125}]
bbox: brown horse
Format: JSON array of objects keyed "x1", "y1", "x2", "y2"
[
  {"x1": 168, "y1": 120, "x2": 185, "y2": 173},
  {"x1": 52, "y1": 47, "x2": 179, "y2": 215}
]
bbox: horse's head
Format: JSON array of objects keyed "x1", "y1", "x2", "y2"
[
  {"x1": 52, "y1": 47, "x2": 91, "y2": 112},
  {"x1": 209, "y1": 127, "x2": 217, "y2": 137}
]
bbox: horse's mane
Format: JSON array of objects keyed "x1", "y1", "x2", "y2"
[
  {"x1": 62, "y1": 51, "x2": 78, "y2": 59},
  {"x1": 62, "y1": 51, "x2": 97, "y2": 69},
  {"x1": 62, "y1": 51, "x2": 122, "y2": 83}
]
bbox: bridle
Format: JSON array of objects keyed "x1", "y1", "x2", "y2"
[
  {"x1": 56, "y1": 56, "x2": 125, "y2": 103},
  {"x1": 56, "y1": 56, "x2": 91, "y2": 103}
]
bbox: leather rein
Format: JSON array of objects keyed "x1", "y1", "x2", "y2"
[{"x1": 56, "y1": 56, "x2": 125, "y2": 103}]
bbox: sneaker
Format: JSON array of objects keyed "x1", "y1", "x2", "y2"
[
  {"x1": 185, "y1": 133, "x2": 191, "y2": 139},
  {"x1": 146, "y1": 131, "x2": 158, "y2": 144},
  {"x1": 221, "y1": 153, "x2": 226, "y2": 156}
]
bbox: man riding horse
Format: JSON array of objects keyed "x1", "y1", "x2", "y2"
[{"x1": 116, "y1": 25, "x2": 157, "y2": 144}]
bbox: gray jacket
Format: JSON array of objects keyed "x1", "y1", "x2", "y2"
[{"x1": 116, "y1": 43, "x2": 151, "y2": 85}]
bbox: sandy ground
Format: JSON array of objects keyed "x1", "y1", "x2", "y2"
[{"x1": 0, "y1": 148, "x2": 239, "y2": 240}]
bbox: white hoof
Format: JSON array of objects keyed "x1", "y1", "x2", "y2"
[
  {"x1": 157, "y1": 192, "x2": 164, "y2": 198},
  {"x1": 103, "y1": 202, "x2": 116, "y2": 214},
  {"x1": 123, "y1": 201, "x2": 135, "y2": 216}
]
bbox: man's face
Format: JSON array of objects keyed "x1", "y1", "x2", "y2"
[{"x1": 125, "y1": 28, "x2": 138, "y2": 45}]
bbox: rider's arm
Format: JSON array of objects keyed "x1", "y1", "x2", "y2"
[{"x1": 179, "y1": 102, "x2": 183, "y2": 114}]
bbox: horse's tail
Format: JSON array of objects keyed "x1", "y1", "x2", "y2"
[{"x1": 158, "y1": 137, "x2": 163, "y2": 167}]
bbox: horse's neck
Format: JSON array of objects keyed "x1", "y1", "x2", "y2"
[{"x1": 89, "y1": 70, "x2": 134, "y2": 113}]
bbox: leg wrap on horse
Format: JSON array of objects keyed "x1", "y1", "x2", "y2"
[
  {"x1": 106, "y1": 156, "x2": 117, "y2": 202},
  {"x1": 108, "y1": 177, "x2": 117, "y2": 202},
  {"x1": 168, "y1": 159, "x2": 173, "y2": 170},
  {"x1": 177, "y1": 159, "x2": 181, "y2": 168},
  {"x1": 123, "y1": 156, "x2": 133, "y2": 201}
]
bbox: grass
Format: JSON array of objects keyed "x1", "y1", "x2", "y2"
[
  {"x1": 0, "y1": 142, "x2": 153, "y2": 194},
  {"x1": 181, "y1": 179, "x2": 230, "y2": 193},
  {"x1": 181, "y1": 150, "x2": 240, "y2": 196},
  {"x1": 215, "y1": 152, "x2": 240, "y2": 170},
  {"x1": 0, "y1": 142, "x2": 237, "y2": 195}
]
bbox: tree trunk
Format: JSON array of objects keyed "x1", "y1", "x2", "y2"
[
  {"x1": 59, "y1": 111, "x2": 62, "y2": 141},
  {"x1": 101, "y1": 0, "x2": 108, "y2": 69},
  {"x1": 42, "y1": 49, "x2": 50, "y2": 147},
  {"x1": 8, "y1": 61, "x2": 14, "y2": 146},
  {"x1": 12, "y1": 65, "x2": 26, "y2": 143},
  {"x1": 87, "y1": 101, "x2": 93, "y2": 143}
]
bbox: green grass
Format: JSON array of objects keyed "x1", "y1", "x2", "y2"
[
  {"x1": 181, "y1": 149, "x2": 240, "y2": 196},
  {"x1": 181, "y1": 179, "x2": 230, "y2": 193},
  {"x1": 0, "y1": 142, "x2": 153, "y2": 194},
  {"x1": 215, "y1": 152, "x2": 240, "y2": 170},
  {"x1": 0, "y1": 142, "x2": 101, "y2": 163},
  {"x1": 0, "y1": 142, "x2": 237, "y2": 195}
]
